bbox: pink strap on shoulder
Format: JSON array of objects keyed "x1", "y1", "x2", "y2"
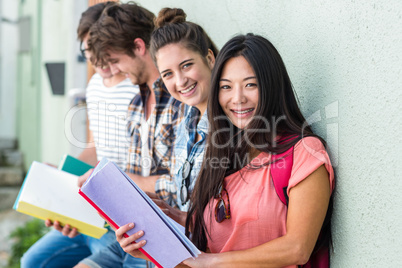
[{"x1": 270, "y1": 146, "x2": 294, "y2": 205}]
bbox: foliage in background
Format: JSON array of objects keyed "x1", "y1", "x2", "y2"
[{"x1": 8, "y1": 219, "x2": 49, "y2": 268}]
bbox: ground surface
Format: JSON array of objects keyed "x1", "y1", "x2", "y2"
[{"x1": 0, "y1": 209, "x2": 32, "y2": 268}]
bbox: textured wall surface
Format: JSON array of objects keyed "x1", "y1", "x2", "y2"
[{"x1": 136, "y1": 0, "x2": 402, "y2": 266}]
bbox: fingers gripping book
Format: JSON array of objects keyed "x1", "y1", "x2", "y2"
[{"x1": 79, "y1": 158, "x2": 200, "y2": 268}]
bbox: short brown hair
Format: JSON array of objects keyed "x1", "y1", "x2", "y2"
[
  {"x1": 88, "y1": 2, "x2": 155, "y2": 66},
  {"x1": 76, "y1": 1, "x2": 117, "y2": 41}
]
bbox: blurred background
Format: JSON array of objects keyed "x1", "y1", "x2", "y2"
[{"x1": 0, "y1": 0, "x2": 401, "y2": 267}]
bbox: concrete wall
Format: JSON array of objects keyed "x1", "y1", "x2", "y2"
[{"x1": 134, "y1": 0, "x2": 401, "y2": 266}]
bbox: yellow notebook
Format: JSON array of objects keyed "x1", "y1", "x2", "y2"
[{"x1": 14, "y1": 161, "x2": 107, "y2": 239}]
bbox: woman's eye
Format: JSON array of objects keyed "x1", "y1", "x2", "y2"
[
  {"x1": 162, "y1": 72, "x2": 172, "y2": 78},
  {"x1": 183, "y1": 63, "x2": 193, "y2": 69},
  {"x1": 246, "y1": 83, "x2": 257, "y2": 88},
  {"x1": 220, "y1": 85, "x2": 230, "y2": 90}
]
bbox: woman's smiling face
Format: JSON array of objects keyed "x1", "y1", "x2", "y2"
[
  {"x1": 156, "y1": 43, "x2": 215, "y2": 114},
  {"x1": 218, "y1": 56, "x2": 259, "y2": 129}
]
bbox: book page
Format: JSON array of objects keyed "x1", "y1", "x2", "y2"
[{"x1": 17, "y1": 161, "x2": 104, "y2": 227}]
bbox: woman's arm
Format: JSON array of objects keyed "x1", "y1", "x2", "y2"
[
  {"x1": 146, "y1": 191, "x2": 187, "y2": 226},
  {"x1": 184, "y1": 165, "x2": 331, "y2": 268}
]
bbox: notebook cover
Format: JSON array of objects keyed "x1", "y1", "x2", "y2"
[
  {"x1": 58, "y1": 154, "x2": 93, "y2": 176},
  {"x1": 79, "y1": 158, "x2": 199, "y2": 268}
]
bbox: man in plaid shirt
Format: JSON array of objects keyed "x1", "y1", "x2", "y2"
[
  {"x1": 124, "y1": 80, "x2": 182, "y2": 206},
  {"x1": 88, "y1": 3, "x2": 183, "y2": 207},
  {"x1": 76, "y1": 3, "x2": 184, "y2": 267},
  {"x1": 74, "y1": 3, "x2": 184, "y2": 268}
]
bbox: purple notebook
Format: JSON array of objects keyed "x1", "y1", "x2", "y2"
[{"x1": 79, "y1": 158, "x2": 199, "y2": 268}]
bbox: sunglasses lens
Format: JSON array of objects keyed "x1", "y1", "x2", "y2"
[
  {"x1": 216, "y1": 199, "x2": 226, "y2": 223},
  {"x1": 180, "y1": 184, "x2": 188, "y2": 205},
  {"x1": 181, "y1": 160, "x2": 191, "y2": 179}
]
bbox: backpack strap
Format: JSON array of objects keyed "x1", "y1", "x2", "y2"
[
  {"x1": 271, "y1": 136, "x2": 330, "y2": 268},
  {"x1": 270, "y1": 145, "x2": 294, "y2": 206}
]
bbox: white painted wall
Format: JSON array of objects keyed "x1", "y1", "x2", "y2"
[
  {"x1": 68, "y1": 0, "x2": 90, "y2": 158},
  {"x1": 134, "y1": 0, "x2": 402, "y2": 266},
  {"x1": 39, "y1": 0, "x2": 87, "y2": 164},
  {"x1": 0, "y1": 0, "x2": 18, "y2": 139}
]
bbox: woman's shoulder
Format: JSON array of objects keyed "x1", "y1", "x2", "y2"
[
  {"x1": 289, "y1": 135, "x2": 334, "y2": 192},
  {"x1": 294, "y1": 136, "x2": 325, "y2": 151},
  {"x1": 292, "y1": 136, "x2": 328, "y2": 162}
]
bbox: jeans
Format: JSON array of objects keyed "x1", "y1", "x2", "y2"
[
  {"x1": 81, "y1": 241, "x2": 149, "y2": 268},
  {"x1": 21, "y1": 229, "x2": 116, "y2": 268}
]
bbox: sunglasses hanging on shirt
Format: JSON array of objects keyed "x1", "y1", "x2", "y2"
[
  {"x1": 180, "y1": 159, "x2": 192, "y2": 206},
  {"x1": 214, "y1": 183, "x2": 231, "y2": 223}
]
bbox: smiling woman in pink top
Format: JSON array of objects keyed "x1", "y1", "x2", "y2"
[{"x1": 184, "y1": 33, "x2": 335, "y2": 268}]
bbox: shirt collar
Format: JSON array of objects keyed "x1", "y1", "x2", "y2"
[
  {"x1": 139, "y1": 78, "x2": 167, "y2": 106},
  {"x1": 198, "y1": 109, "x2": 209, "y2": 134},
  {"x1": 184, "y1": 106, "x2": 209, "y2": 135}
]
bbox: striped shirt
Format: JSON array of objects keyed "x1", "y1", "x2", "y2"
[
  {"x1": 86, "y1": 73, "x2": 139, "y2": 170},
  {"x1": 126, "y1": 78, "x2": 184, "y2": 206}
]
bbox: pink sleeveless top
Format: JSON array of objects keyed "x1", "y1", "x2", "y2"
[{"x1": 204, "y1": 137, "x2": 334, "y2": 267}]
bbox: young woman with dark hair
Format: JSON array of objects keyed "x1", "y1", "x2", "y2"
[
  {"x1": 182, "y1": 33, "x2": 335, "y2": 267},
  {"x1": 113, "y1": 31, "x2": 334, "y2": 267}
]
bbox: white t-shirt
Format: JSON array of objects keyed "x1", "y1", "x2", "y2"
[
  {"x1": 86, "y1": 73, "x2": 139, "y2": 170},
  {"x1": 139, "y1": 115, "x2": 155, "y2": 177}
]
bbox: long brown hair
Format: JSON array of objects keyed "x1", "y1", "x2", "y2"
[
  {"x1": 150, "y1": 8, "x2": 218, "y2": 65},
  {"x1": 186, "y1": 33, "x2": 332, "y2": 253}
]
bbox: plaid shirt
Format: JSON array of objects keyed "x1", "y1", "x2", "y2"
[
  {"x1": 173, "y1": 107, "x2": 208, "y2": 211},
  {"x1": 126, "y1": 78, "x2": 184, "y2": 206}
]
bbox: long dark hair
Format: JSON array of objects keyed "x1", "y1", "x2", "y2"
[{"x1": 186, "y1": 33, "x2": 332, "y2": 254}]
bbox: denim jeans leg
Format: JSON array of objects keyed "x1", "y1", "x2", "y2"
[
  {"x1": 21, "y1": 229, "x2": 91, "y2": 268},
  {"x1": 122, "y1": 253, "x2": 148, "y2": 268},
  {"x1": 81, "y1": 240, "x2": 147, "y2": 268},
  {"x1": 81, "y1": 241, "x2": 124, "y2": 268},
  {"x1": 87, "y1": 229, "x2": 116, "y2": 254}
]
